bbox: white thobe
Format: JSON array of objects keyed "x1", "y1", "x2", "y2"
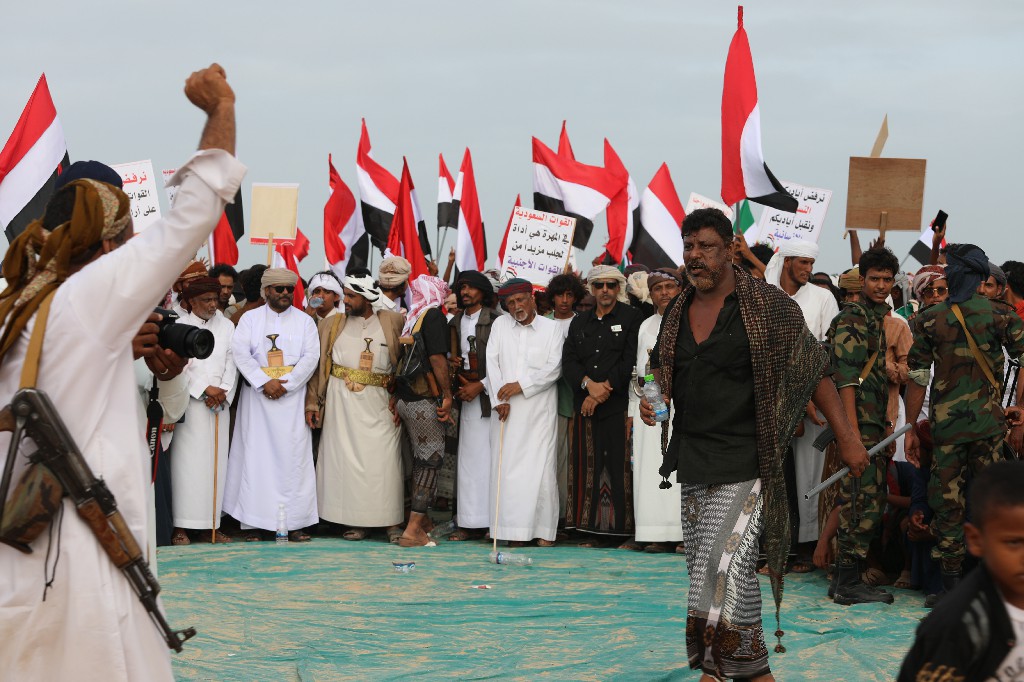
[
  {"x1": 485, "y1": 314, "x2": 563, "y2": 542},
  {"x1": 629, "y1": 313, "x2": 684, "y2": 542},
  {"x1": 785, "y1": 283, "x2": 839, "y2": 542},
  {"x1": 316, "y1": 316, "x2": 403, "y2": 527},
  {"x1": 456, "y1": 309, "x2": 492, "y2": 529},
  {"x1": 224, "y1": 305, "x2": 320, "y2": 531},
  {"x1": 171, "y1": 310, "x2": 237, "y2": 529},
  {"x1": 0, "y1": 149, "x2": 245, "y2": 682}
]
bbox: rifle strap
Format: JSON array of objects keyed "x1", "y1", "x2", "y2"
[
  {"x1": 858, "y1": 349, "x2": 880, "y2": 385},
  {"x1": 19, "y1": 290, "x2": 56, "y2": 390},
  {"x1": 951, "y1": 303, "x2": 1001, "y2": 394}
]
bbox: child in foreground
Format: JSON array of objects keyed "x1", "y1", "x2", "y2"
[{"x1": 899, "y1": 460, "x2": 1024, "y2": 681}]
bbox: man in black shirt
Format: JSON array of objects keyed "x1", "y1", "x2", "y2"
[
  {"x1": 641, "y1": 208, "x2": 868, "y2": 681},
  {"x1": 390, "y1": 275, "x2": 454, "y2": 547},
  {"x1": 562, "y1": 265, "x2": 643, "y2": 542}
]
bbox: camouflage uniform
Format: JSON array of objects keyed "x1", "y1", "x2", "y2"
[
  {"x1": 908, "y1": 294, "x2": 1024, "y2": 571},
  {"x1": 828, "y1": 299, "x2": 891, "y2": 562}
]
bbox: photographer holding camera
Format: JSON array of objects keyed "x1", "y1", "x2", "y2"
[{"x1": 0, "y1": 64, "x2": 244, "y2": 681}]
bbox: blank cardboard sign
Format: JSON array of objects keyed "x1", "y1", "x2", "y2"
[
  {"x1": 845, "y1": 157, "x2": 926, "y2": 231},
  {"x1": 250, "y1": 183, "x2": 299, "y2": 242}
]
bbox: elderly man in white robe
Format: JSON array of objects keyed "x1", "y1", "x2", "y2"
[
  {"x1": 305, "y1": 271, "x2": 405, "y2": 541},
  {"x1": 170, "y1": 276, "x2": 237, "y2": 545},
  {"x1": 224, "y1": 268, "x2": 320, "y2": 541},
  {"x1": 628, "y1": 268, "x2": 685, "y2": 552},
  {"x1": 486, "y1": 279, "x2": 564, "y2": 546},
  {"x1": 764, "y1": 239, "x2": 839, "y2": 566},
  {"x1": 0, "y1": 65, "x2": 243, "y2": 681}
]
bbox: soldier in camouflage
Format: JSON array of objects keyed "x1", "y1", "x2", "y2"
[
  {"x1": 827, "y1": 246, "x2": 901, "y2": 605},
  {"x1": 905, "y1": 243, "x2": 1024, "y2": 607}
]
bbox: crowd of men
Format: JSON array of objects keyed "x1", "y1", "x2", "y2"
[{"x1": 2, "y1": 65, "x2": 1023, "y2": 682}]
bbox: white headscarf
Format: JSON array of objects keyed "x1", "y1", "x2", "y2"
[
  {"x1": 343, "y1": 274, "x2": 380, "y2": 302},
  {"x1": 763, "y1": 239, "x2": 820, "y2": 288},
  {"x1": 308, "y1": 272, "x2": 343, "y2": 298}
]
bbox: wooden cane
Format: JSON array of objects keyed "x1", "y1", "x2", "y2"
[
  {"x1": 492, "y1": 418, "x2": 506, "y2": 553},
  {"x1": 211, "y1": 410, "x2": 219, "y2": 544}
]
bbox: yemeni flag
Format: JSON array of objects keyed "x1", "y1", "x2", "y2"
[
  {"x1": 355, "y1": 120, "x2": 431, "y2": 258},
  {"x1": 207, "y1": 189, "x2": 244, "y2": 266},
  {"x1": 437, "y1": 154, "x2": 457, "y2": 232},
  {"x1": 532, "y1": 137, "x2": 626, "y2": 249},
  {"x1": 386, "y1": 158, "x2": 430, "y2": 280},
  {"x1": 324, "y1": 154, "x2": 366, "y2": 278},
  {"x1": 496, "y1": 194, "x2": 521, "y2": 271},
  {"x1": 273, "y1": 227, "x2": 311, "y2": 308},
  {"x1": 452, "y1": 149, "x2": 487, "y2": 272},
  {"x1": 908, "y1": 221, "x2": 946, "y2": 267},
  {"x1": 558, "y1": 120, "x2": 575, "y2": 160},
  {"x1": 721, "y1": 7, "x2": 797, "y2": 213},
  {"x1": 631, "y1": 163, "x2": 686, "y2": 268},
  {"x1": 0, "y1": 74, "x2": 70, "y2": 241},
  {"x1": 603, "y1": 140, "x2": 639, "y2": 265}
]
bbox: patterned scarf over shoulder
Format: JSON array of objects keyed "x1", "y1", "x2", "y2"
[{"x1": 656, "y1": 265, "x2": 828, "y2": 650}]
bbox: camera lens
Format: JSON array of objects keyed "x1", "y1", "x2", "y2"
[{"x1": 158, "y1": 322, "x2": 215, "y2": 360}]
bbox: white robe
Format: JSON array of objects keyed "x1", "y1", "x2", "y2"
[
  {"x1": 629, "y1": 313, "x2": 684, "y2": 542},
  {"x1": 456, "y1": 309, "x2": 492, "y2": 529},
  {"x1": 0, "y1": 149, "x2": 245, "y2": 681},
  {"x1": 171, "y1": 310, "x2": 237, "y2": 529},
  {"x1": 316, "y1": 316, "x2": 403, "y2": 527},
  {"x1": 784, "y1": 283, "x2": 839, "y2": 542},
  {"x1": 485, "y1": 314, "x2": 563, "y2": 542},
  {"x1": 224, "y1": 305, "x2": 320, "y2": 531}
]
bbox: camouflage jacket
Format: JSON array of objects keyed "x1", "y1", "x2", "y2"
[
  {"x1": 909, "y1": 294, "x2": 1024, "y2": 444},
  {"x1": 828, "y1": 299, "x2": 890, "y2": 435}
]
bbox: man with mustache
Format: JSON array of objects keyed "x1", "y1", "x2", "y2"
[{"x1": 640, "y1": 208, "x2": 868, "y2": 681}]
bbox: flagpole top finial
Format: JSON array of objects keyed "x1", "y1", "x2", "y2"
[{"x1": 738, "y1": 5, "x2": 743, "y2": 27}]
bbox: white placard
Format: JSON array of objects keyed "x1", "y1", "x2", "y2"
[
  {"x1": 746, "y1": 181, "x2": 832, "y2": 246},
  {"x1": 111, "y1": 160, "x2": 161, "y2": 231},
  {"x1": 499, "y1": 206, "x2": 575, "y2": 287},
  {"x1": 161, "y1": 168, "x2": 177, "y2": 208},
  {"x1": 685, "y1": 192, "x2": 734, "y2": 220}
]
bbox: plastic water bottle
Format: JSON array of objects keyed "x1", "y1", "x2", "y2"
[
  {"x1": 276, "y1": 504, "x2": 288, "y2": 544},
  {"x1": 429, "y1": 519, "x2": 457, "y2": 540},
  {"x1": 489, "y1": 551, "x2": 533, "y2": 566},
  {"x1": 642, "y1": 374, "x2": 669, "y2": 423}
]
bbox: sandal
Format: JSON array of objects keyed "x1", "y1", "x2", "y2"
[
  {"x1": 209, "y1": 530, "x2": 233, "y2": 544},
  {"x1": 788, "y1": 560, "x2": 815, "y2": 574},
  {"x1": 387, "y1": 526, "x2": 405, "y2": 545},
  {"x1": 342, "y1": 528, "x2": 367, "y2": 541},
  {"x1": 894, "y1": 570, "x2": 914, "y2": 590},
  {"x1": 675, "y1": 543, "x2": 686, "y2": 554},
  {"x1": 288, "y1": 530, "x2": 312, "y2": 542},
  {"x1": 171, "y1": 528, "x2": 190, "y2": 546},
  {"x1": 398, "y1": 536, "x2": 437, "y2": 548},
  {"x1": 644, "y1": 542, "x2": 671, "y2": 554},
  {"x1": 536, "y1": 539, "x2": 555, "y2": 547},
  {"x1": 618, "y1": 539, "x2": 644, "y2": 552},
  {"x1": 448, "y1": 529, "x2": 479, "y2": 542},
  {"x1": 242, "y1": 530, "x2": 263, "y2": 542}
]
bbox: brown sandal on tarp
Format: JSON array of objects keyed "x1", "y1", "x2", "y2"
[{"x1": 288, "y1": 530, "x2": 312, "y2": 542}]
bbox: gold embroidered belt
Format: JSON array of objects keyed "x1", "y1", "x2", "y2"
[{"x1": 330, "y1": 363, "x2": 392, "y2": 388}]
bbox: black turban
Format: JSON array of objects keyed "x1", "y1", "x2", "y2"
[{"x1": 945, "y1": 243, "x2": 989, "y2": 304}]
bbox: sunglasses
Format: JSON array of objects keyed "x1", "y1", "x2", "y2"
[
  {"x1": 923, "y1": 286, "x2": 948, "y2": 296},
  {"x1": 271, "y1": 285, "x2": 295, "y2": 294},
  {"x1": 591, "y1": 281, "x2": 619, "y2": 290}
]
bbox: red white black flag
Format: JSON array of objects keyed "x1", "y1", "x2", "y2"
[
  {"x1": 437, "y1": 154, "x2": 457, "y2": 232},
  {"x1": 452, "y1": 149, "x2": 487, "y2": 272},
  {"x1": 356, "y1": 120, "x2": 431, "y2": 258},
  {"x1": 632, "y1": 163, "x2": 686, "y2": 268},
  {"x1": 324, "y1": 154, "x2": 366, "y2": 278},
  {"x1": 532, "y1": 137, "x2": 626, "y2": 249},
  {"x1": 386, "y1": 158, "x2": 430, "y2": 280},
  {"x1": 0, "y1": 74, "x2": 70, "y2": 241},
  {"x1": 603, "y1": 140, "x2": 638, "y2": 265},
  {"x1": 721, "y1": 7, "x2": 796, "y2": 213},
  {"x1": 273, "y1": 228, "x2": 311, "y2": 309},
  {"x1": 207, "y1": 189, "x2": 244, "y2": 267}
]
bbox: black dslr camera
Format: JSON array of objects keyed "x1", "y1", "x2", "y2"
[{"x1": 152, "y1": 307, "x2": 215, "y2": 359}]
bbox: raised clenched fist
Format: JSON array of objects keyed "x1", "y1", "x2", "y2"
[{"x1": 184, "y1": 63, "x2": 234, "y2": 114}]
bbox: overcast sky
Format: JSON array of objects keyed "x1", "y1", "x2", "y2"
[{"x1": 2, "y1": 1, "x2": 1022, "y2": 276}]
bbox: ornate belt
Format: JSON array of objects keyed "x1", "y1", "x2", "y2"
[{"x1": 330, "y1": 363, "x2": 392, "y2": 388}]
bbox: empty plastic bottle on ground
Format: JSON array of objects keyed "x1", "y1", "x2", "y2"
[
  {"x1": 642, "y1": 375, "x2": 669, "y2": 422},
  {"x1": 489, "y1": 551, "x2": 533, "y2": 566},
  {"x1": 276, "y1": 504, "x2": 288, "y2": 544},
  {"x1": 429, "y1": 519, "x2": 457, "y2": 540}
]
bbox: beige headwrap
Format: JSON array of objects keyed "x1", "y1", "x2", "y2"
[
  {"x1": 587, "y1": 265, "x2": 629, "y2": 303},
  {"x1": 261, "y1": 267, "x2": 298, "y2": 289},
  {"x1": 378, "y1": 256, "x2": 412, "y2": 287}
]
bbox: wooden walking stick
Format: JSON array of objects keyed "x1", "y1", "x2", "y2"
[
  {"x1": 211, "y1": 411, "x2": 219, "y2": 544},
  {"x1": 492, "y1": 418, "x2": 506, "y2": 554}
]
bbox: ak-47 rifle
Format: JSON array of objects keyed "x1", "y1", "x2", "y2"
[{"x1": 0, "y1": 388, "x2": 196, "y2": 652}]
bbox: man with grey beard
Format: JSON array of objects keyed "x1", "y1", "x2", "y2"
[{"x1": 640, "y1": 208, "x2": 868, "y2": 681}]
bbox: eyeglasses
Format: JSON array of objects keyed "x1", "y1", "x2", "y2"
[
  {"x1": 591, "y1": 281, "x2": 619, "y2": 290},
  {"x1": 271, "y1": 285, "x2": 295, "y2": 294},
  {"x1": 923, "y1": 286, "x2": 948, "y2": 296}
]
